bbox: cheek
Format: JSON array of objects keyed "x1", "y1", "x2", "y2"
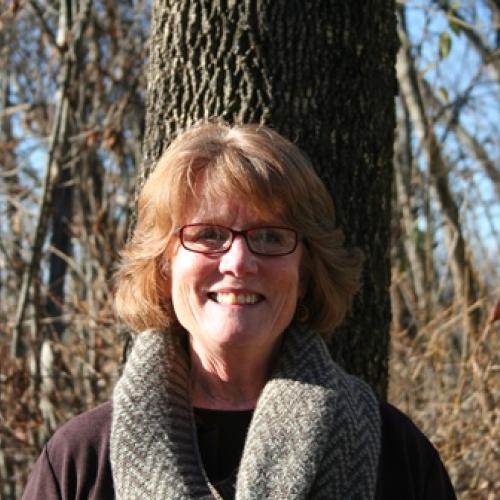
[
  {"x1": 169, "y1": 259, "x2": 202, "y2": 324},
  {"x1": 170, "y1": 259, "x2": 192, "y2": 297},
  {"x1": 170, "y1": 250, "x2": 212, "y2": 296},
  {"x1": 271, "y1": 262, "x2": 302, "y2": 307},
  {"x1": 169, "y1": 255, "x2": 190, "y2": 304}
]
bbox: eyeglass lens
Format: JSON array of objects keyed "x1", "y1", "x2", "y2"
[{"x1": 180, "y1": 224, "x2": 297, "y2": 255}]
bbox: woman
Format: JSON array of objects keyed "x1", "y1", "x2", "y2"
[{"x1": 23, "y1": 122, "x2": 455, "y2": 499}]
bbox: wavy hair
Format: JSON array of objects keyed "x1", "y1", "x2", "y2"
[{"x1": 114, "y1": 122, "x2": 363, "y2": 337}]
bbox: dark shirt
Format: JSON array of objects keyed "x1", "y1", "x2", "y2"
[
  {"x1": 194, "y1": 407, "x2": 253, "y2": 484},
  {"x1": 22, "y1": 401, "x2": 456, "y2": 499}
]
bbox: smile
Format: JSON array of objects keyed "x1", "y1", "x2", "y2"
[{"x1": 208, "y1": 292, "x2": 263, "y2": 305}]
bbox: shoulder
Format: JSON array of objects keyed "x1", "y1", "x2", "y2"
[
  {"x1": 376, "y1": 402, "x2": 456, "y2": 500},
  {"x1": 48, "y1": 401, "x2": 112, "y2": 448},
  {"x1": 23, "y1": 402, "x2": 114, "y2": 500},
  {"x1": 379, "y1": 401, "x2": 431, "y2": 451},
  {"x1": 46, "y1": 401, "x2": 112, "y2": 463}
]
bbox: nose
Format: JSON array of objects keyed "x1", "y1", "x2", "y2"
[{"x1": 218, "y1": 234, "x2": 258, "y2": 276}]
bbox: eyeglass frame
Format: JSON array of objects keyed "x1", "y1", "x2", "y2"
[{"x1": 174, "y1": 223, "x2": 300, "y2": 256}]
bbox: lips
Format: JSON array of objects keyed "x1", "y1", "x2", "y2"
[{"x1": 208, "y1": 291, "x2": 264, "y2": 305}]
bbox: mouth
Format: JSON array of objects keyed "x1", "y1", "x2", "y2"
[{"x1": 208, "y1": 291, "x2": 264, "y2": 305}]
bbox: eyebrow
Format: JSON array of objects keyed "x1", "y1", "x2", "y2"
[{"x1": 189, "y1": 220, "x2": 285, "y2": 229}]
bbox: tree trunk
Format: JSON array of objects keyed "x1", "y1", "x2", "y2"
[
  {"x1": 44, "y1": 164, "x2": 74, "y2": 339},
  {"x1": 394, "y1": 95, "x2": 429, "y2": 324},
  {"x1": 142, "y1": 0, "x2": 398, "y2": 396},
  {"x1": 0, "y1": 70, "x2": 25, "y2": 303},
  {"x1": 11, "y1": 0, "x2": 93, "y2": 356},
  {"x1": 397, "y1": 10, "x2": 481, "y2": 336}
]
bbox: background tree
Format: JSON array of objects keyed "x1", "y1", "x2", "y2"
[
  {"x1": 141, "y1": 0, "x2": 398, "y2": 396},
  {"x1": 390, "y1": 1, "x2": 499, "y2": 494},
  {"x1": 0, "y1": 1, "x2": 148, "y2": 496},
  {"x1": 0, "y1": 0, "x2": 498, "y2": 497}
]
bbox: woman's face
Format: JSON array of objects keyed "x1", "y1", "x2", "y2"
[{"x1": 169, "y1": 201, "x2": 303, "y2": 354}]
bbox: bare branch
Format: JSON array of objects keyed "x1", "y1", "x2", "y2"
[
  {"x1": 11, "y1": 0, "x2": 83, "y2": 356},
  {"x1": 420, "y1": 79, "x2": 500, "y2": 197},
  {"x1": 397, "y1": 8, "x2": 481, "y2": 334},
  {"x1": 433, "y1": 0, "x2": 500, "y2": 81},
  {"x1": 28, "y1": 0, "x2": 60, "y2": 50}
]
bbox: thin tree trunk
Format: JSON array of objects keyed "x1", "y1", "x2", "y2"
[
  {"x1": 397, "y1": 11, "x2": 481, "y2": 335},
  {"x1": 394, "y1": 95, "x2": 428, "y2": 323},
  {"x1": 79, "y1": 151, "x2": 104, "y2": 404},
  {"x1": 44, "y1": 165, "x2": 74, "y2": 339},
  {"x1": 11, "y1": 73, "x2": 71, "y2": 357},
  {"x1": 11, "y1": 0, "x2": 92, "y2": 356},
  {"x1": 142, "y1": 0, "x2": 398, "y2": 395},
  {"x1": 0, "y1": 64, "x2": 24, "y2": 303}
]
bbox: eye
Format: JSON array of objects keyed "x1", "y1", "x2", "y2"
[
  {"x1": 192, "y1": 226, "x2": 226, "y2": 243},
  {"x1": 246, "y1": 227, "x2": 297, "y2": 255},
  {"x1": 249, "y1": 228, "x2": 288, "y2": 248},
  {"x1": 182, "y1": 225, "x2": 230, "y2": 251},
  {"x1": 254, "y1": 228, "x2": 285, "y2": 244}
]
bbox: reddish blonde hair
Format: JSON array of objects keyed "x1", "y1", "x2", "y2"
[{"x1": 114, "y1": 122, "x2": 363, "y2": 336}]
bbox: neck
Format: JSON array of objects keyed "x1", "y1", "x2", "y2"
[{"x1": 188, "y1": 337, "x2": 281, "y2": 410}]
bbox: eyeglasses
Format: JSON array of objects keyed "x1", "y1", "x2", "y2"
[{"x1": 175, "y1": 224, "x2": 299, "y2": 256}]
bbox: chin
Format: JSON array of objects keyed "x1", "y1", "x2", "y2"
[{"x1": 206, "y1": 326, "x2": 267, "y2": 347}]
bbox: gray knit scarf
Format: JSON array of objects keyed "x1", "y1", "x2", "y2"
[{"x1": 111, "y1": 325, "x2": 381, "y2": 499}]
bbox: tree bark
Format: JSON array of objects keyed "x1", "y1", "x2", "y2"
[{"x1": 142, "y1": 0, "x2": 398, "y2": 396}]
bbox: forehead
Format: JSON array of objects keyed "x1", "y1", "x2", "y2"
[
  {"x1": 185, "y1": 198, "x2": 283, "y2": 228},
  {"x1": 174, "y1": 164, "x2": 292, "y2": 229}
]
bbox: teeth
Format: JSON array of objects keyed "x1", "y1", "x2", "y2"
[{"x1": 215, "y1": 292, "x2": 260, "y2": 305}]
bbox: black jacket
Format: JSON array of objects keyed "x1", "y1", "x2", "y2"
[{"x1": 23, "y1": 401, "x2": 456, "y2": 499}]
